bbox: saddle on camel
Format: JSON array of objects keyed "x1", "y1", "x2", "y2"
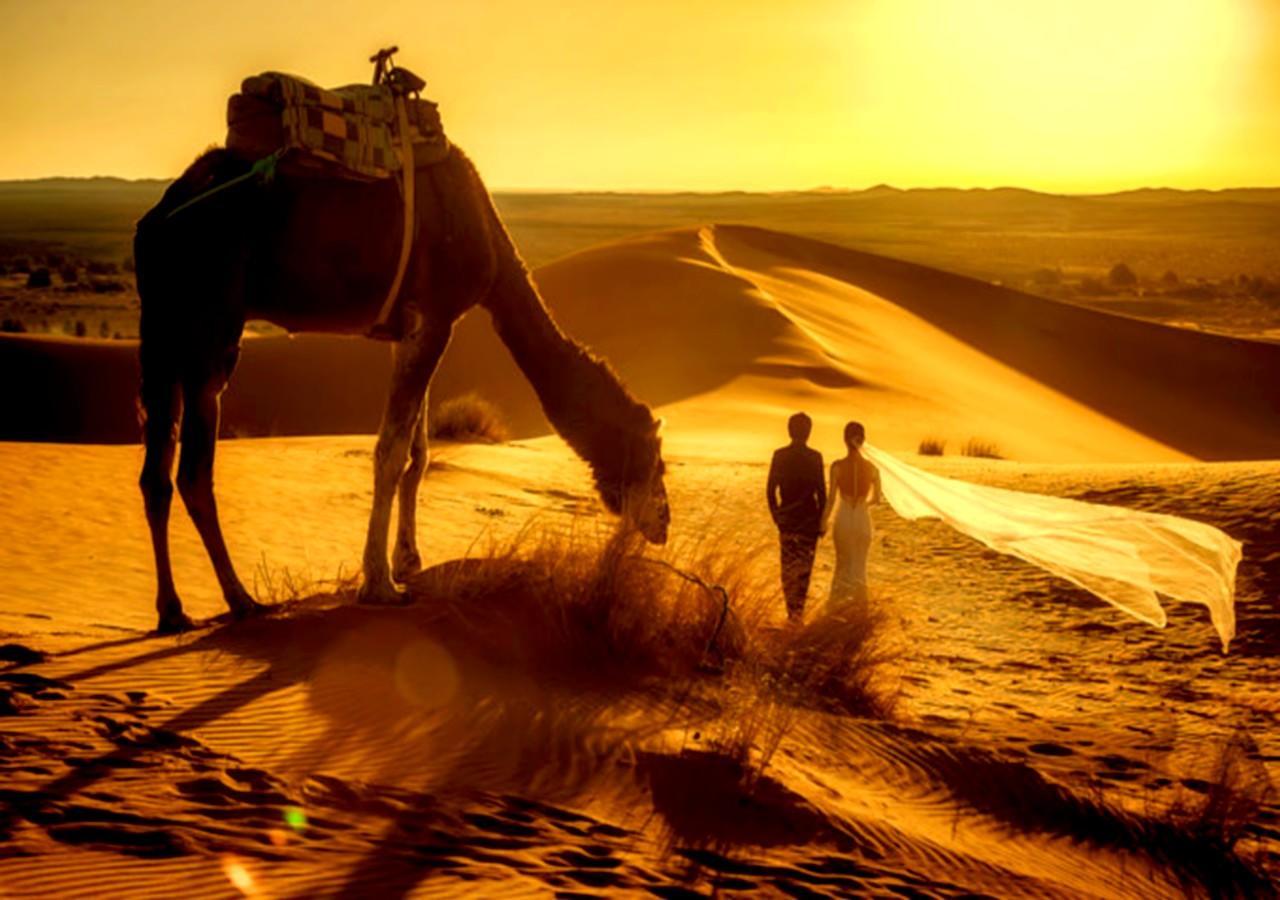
[
  {"x1": 134, "y1": 48, "x2": 670, "y2": 633},
  {"x1": 177, "y1": 47, "x2": 451, "y2": 337}
]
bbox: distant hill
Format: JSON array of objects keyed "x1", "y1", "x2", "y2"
[{"x1": 1, "y1": 176, "x2": 1278, "y2": 279}]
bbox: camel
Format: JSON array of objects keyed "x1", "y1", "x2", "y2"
[{"x1": 134, "y1": 145, "x2": 670, "y2": 633}]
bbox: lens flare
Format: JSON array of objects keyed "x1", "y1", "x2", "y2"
[
  {"x1": 284, "y1": 806, "x2": 307, "y2": 833},
  {"x1": 220, "y1": 855, "x2": 260, "y2": 898},
  {"x1": 394, "y1": 637, "x2": 460, "y2": 709}
]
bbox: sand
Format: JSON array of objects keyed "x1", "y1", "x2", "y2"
[{"x1": 2, "y1": 226, "x2": 1277, "y2": 896}]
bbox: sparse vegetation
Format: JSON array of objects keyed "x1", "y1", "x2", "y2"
[
  {"x1": 429, "y1": 392, "x2": 509, "y2": 443},
  {"x1": 1, "y1": 318, "x2": 26, "y2": 333},
  {"x1": 89, "y1": 278, "x2": 125, "y2": 294},
  {"x1": 25, "y1": 267, "x2": 51, "y2": 288},
  {"x1": 58, "y1": 263, "x2": 78, "y2": 284},
  {"x1": 1108, "y1": 262, "x2": 1138, "y2": 287},
  {"x1": 961, "y1": 438, "x2": 1003, "y2": 459},
  {"x1": 918, "y1": 436, "x2": 946, "y2": 456},
  {"x1": 86, "y1": 259, "x2": 118, "y2": 276},
  {"x1": 410, "y1": 523, "x2": 899, "y2": 719},
  {"x1": 1156, "y1": 731, "x2": 1274, "y2": 857}
]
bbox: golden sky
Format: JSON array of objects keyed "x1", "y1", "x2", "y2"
[{"x1": 1, "y1": 0, "x2": 1276, "y2": 190}]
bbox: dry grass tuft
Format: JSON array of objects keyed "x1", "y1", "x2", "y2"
[
  {"x1": 1156, "y1": 730, "x2": 1274, "y2": 856},
  {"x1": 917, "y1": 436, "x2": 946, "y2": 456},
  {"x1": 429, "y1": 393, "x2": 509, "y2": 444},
  {"x1": 409, "y1": 524, "x2": 898, "y2": 712},
  {"x1": 961, "y1": 437, "x2": 1004, "y2": 459},
  {"x1": 410, "y1": 526, "x2": 729, "y2": 684},
  {"x1": 405, "y1": 523, "x2": 901, "y2": 789}
]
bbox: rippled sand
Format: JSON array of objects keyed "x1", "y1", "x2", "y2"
[{"x1": 1, "y1": 438, "x2": 1275, "y2": 897}]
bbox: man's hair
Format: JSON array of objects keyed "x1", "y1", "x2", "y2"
[
  {"x1": 788, "y1": 412, "x2": 812, "y2": 441},
  {"x1": 844, "y1": 420, "x2": 866, "y2": 447}
]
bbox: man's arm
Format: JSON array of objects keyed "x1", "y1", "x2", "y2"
[
  {"x1": 812, "y1": 453, "x2": 826, "y2": 516},
  {"x1": 767, "y1": 452, "x2": 782, "y2": 524}
]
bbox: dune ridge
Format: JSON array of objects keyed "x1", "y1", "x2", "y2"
[{"x1": 2, "y1": 225, "x2": 1277, "y2": 462}]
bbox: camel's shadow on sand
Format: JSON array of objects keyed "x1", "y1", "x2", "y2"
[{"x1": 11, "y1": 552, "x2": 1271, "y2": 897}]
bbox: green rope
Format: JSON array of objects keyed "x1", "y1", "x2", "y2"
[{"x1": 165, "y1": 150, "x2": 283, "y2": 221}]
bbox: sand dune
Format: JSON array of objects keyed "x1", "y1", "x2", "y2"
[
  {"x1": 1, "y1": 436, "x2": 1276, "y2": 896},
  {"x1": 3, "y1": 225, "x2": 1279, "y2": 895},
  {"x1": 3, "y1": 225, "x2": 1277, "y2": 461}
]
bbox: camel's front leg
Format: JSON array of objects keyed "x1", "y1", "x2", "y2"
[
  {"x1": 392, "y1": 397, "x2": 428, "y2": 581},
  {"x1": 359, "y1": 320, "x2": 451, "y2": 604}
]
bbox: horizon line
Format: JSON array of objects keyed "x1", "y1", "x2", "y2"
[{"x1": 2, "y1": 174, "x2": 1279, "y2": 197}]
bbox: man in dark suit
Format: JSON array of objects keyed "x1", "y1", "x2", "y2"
[{"x1": 767, "y1": 412, "x2": 826, "y2": 621}]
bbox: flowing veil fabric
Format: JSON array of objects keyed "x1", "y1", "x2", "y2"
[{"x1": 861, "y1": 445, "x2": 1242, "y2": 651}]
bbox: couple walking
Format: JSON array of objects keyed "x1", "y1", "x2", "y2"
[{"x1": 767, "y1": 412, "x2": 881, "y2": 621}]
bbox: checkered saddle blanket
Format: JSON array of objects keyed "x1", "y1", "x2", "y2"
[{"x1": 226, "y1": 72, "x2": 450, "y2": 179}]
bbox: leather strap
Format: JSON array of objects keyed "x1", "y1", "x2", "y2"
[{"x1": 370, "y1": 95, "x2": 416, "y2": 335}]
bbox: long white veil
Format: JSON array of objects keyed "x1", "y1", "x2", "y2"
[{"x1": 861, "y1": 445, "x2": 1242, "y2": 652}]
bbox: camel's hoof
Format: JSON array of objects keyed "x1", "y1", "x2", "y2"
[
  {"x1": 357, "y1": 581, "x2": 411, "y2": 607},
  {"x1": 156, "y1": 607, "x2": 195, "y2": 635},
  {"x1": 228, "y1": 595, "x2": 268, "y2": 620},
  {"x1": 391, "y1": 551, "x2": 423, "y2": 583}
]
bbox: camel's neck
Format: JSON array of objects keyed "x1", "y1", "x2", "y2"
[{"x1": 482, "y1": 219, "x2": 655, "y2": 510}]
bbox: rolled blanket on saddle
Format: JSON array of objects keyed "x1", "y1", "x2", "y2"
[{"x1": 226, "y1": 72, "x2": 450, "y2": 179}]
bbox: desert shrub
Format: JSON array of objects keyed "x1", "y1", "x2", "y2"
[
  {"x1": 408, "y1": 524, "x2": 898, "y2": 719},
  {"x1": 89, "y1": 278, "x2": 126, "y2": 294},
  {"x1": 1, "y1": 318, "x2": 26, "y2": 333},
  {"x1": 44, "y1": 253, "x2": 65, "y2": 268},
  {"x1": 411, "y1": 527, "x2": 731, "y2": 683},
  {"x1": 1079, "y1": 276, "x2": 1107, "y2": 295},
  {"x1": 429, "y1": 392, "x2": 508, "y2": 443},
  {"x1": 766, "y1": 605, "x2": 899, "y2": 718},
  {"x1": 1109, "y1": 262, "x2": 1138, "y2": 288},
  {"x1": 25, "y1": 268, "x2": 51, "y2": 289},
  {"x1": 10, "y1": 257, "x2": 31, "y2": 275},
  {"x1": 961, "y1": 438, "x2": 1003, "y2": 459},
  {"x1": 86, "y1": 259, "x2": 118, "y2": 276},
  {"x1": 1157, "y1": 732, "x2": 1274, "y2": 855},
  {"x1": 74, "y1": 320, "x2": 86, "y2": 338},
  {"x1": 1161, "y1": 270, "x2": 1180, "y2": 287},
  {"x1": 58, "y1": 263, "x2": 78, "y2": 284},
  {"x1": 918, "y1": 436, "x2": 946, "y2": 456}
]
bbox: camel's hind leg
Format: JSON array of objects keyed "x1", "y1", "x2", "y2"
[
  {"x1": 139, "y1": 366, "x2": 191, "y2": 634},
  {"x1": 392, "y1": 396, "x2": 428, "y2": 581},
  {"x1": 360, "y1": 318, "x2": 452, "y2": 604},
  {"x1": 176, "y1": 354, "x2": 262, "y2": 618}
]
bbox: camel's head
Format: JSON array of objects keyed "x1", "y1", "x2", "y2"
[{"x1": 604, "y1": 417, "x2": 670, "y2": 545}]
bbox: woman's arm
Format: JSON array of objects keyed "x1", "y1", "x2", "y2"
[
  {"x1": 820, "y1": 461, "x2": 838, "y2": 533},
  {"x1": 870, "y1": 463, "x2": 883, "y2": 505}
]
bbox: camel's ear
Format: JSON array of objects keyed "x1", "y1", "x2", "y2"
[{"x1": 651, "y1": 417, "x2": 665, "y2": 437}]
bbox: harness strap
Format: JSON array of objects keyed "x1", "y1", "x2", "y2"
[
  {"x1": 369, "y1": 95, "x2": 416, "y2": 337},
  {"x1": 165, "y1": 149, "x2": 283, "y2": 221}
]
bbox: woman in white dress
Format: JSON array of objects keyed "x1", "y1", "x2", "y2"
[{"x1": 820, "y1": 421, "x2": 881, "y2": 613}]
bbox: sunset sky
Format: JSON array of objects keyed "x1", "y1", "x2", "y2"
[{"x1": 2, "y1": 0, "x2": 1277, "y2": 191}]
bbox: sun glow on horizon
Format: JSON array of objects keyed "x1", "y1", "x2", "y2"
[
  {"x1": 0, "y1": 0, "x2": 1275, "y2": 191},
  {"x1": 828, "y1": 0, "x2": 1267, "y2": 191}
]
